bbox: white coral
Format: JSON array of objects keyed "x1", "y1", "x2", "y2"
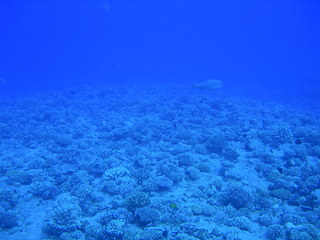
[{"x1": 103, "y1": 166, "x2": 130, "y2": 181}]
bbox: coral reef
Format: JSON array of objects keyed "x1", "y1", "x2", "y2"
[{"x1": 0, "y1": 84, "x2": 319, "y2": 240}]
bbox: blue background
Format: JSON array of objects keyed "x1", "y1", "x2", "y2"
[{"x1": 0, "y1": 0, "x2": 319, "y2": 101}]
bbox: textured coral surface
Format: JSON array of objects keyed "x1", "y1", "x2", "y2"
[{"x1": 0, "y1": 84, "x2": 319, "y2": 240}]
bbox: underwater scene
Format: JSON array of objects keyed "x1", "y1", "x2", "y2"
[{"x1": 0, "y1": 1, "x2": 319, "y2": 240}]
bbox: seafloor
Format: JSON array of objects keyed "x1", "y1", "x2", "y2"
[{"x1": 0, "y1": 84, "x2": 319, "y2": 240}]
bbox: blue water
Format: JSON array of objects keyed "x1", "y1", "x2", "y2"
[{"x1": 0, "y1": 1, "x2": 319, "y2": 240}]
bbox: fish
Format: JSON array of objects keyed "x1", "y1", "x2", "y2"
[{"x1": 194, "y1": 79, "x2": 222, "y2": 90}]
